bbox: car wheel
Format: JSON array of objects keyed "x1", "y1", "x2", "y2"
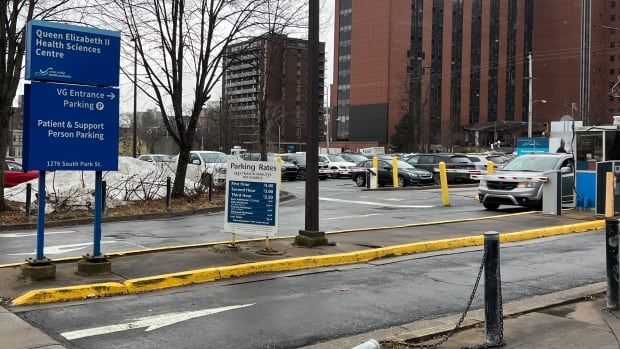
[
  {"x1": 354, "y1": 175, "x2": 366, "y2": 187},
  {"x1": 298, "y1": 170, "x2": 306, "y2": 181},
  {"x1": 433, "y1": 173, "x2": 440, "y2": 185},
  {"x1": 331, "y1": 170, "x2": 339, "y2": 179},
  {"x1": 398, "y1": 176, "x2": 406, "y2": 188},
  {"x1": 483, "y1": 202, "x2": 500, "y2": 211}
]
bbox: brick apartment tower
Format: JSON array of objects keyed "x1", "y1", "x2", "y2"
[
  {"x1": 331, "y1": 0, "x2": 620, "y2": 151},
  {"x1": 223, "y1": 34, "x2": 325, "y2": 152}
]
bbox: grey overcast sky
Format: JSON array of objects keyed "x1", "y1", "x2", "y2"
[
  {"x1": 114, "y1": 1, "x2": 336, "y2": 114},
  {"x1": 16, "y1": 1, "x2": 336, "y2": 116}
]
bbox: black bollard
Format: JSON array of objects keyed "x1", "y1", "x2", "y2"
[
  {"x1": 607, "y1": 218, "x2": 619, "y2": 309},
  {"x1": 101, "y1": 180, "x2": 107, "y2": 214},
  {"x1": 166, "y1": 176, "x2": 171, "y2": 212},
  {"x1": 484, "y1": 231, "x2": 504, "y2": 347},
  {"x1": 25, "y1": 183, "x2": 32, "y2": 216},
  {"x1": 208, "y1": 173, "x2": 213, "y2": 202}
]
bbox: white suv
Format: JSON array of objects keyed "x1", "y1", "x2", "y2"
[
  {"x1": 318, "y1": 154, "x2": 357, "y2": 178},
  {"x1": 183, "y1": 151, "x2": 229, "y2": 185}
]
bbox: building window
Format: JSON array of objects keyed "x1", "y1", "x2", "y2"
[
  {"x1": 612, "y1": 14, "x2": 617, "y2": 21},
  {"x1": 505, "y1": 0, "x2": 518, "y2": 121},
  {"x1": 613, "y1": 55, "x2": 617, "y2": 62},
  {"x1": 613, "y1": 1, "x2": 617, "y2": 8},
  {"x1": 470, "y1": 0, "x2": 483, "y2": 124},
  {"x1": 612, "y1": 69, "x2": 616, "y2": 75}
]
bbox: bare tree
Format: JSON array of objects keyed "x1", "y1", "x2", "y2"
[
  {"x1": 105, "y1": 0, "x2": 265, "y2": 196},
  {"x1": 0, "y1": 1, "x2": 85, "y2": 210},
  {"x1": 138, "y1": 110, "x2": 167, "y2": 153}
]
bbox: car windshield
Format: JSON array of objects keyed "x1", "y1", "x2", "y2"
[
  {"x1": 501, "y1": 156, "x2": 560, "y2": 172},
  {"x1": 346, "y1": 154, "x2": 367, "y2": 162},
  {"x1": 153, "y1": 155, "x2": 174, "y2": 162},
  {"x1": 290, "y1": 156, "x2": 306, "y2": 165},
  {"x1": 450, "y1": 156, "x2": 473, "y2": 163},
  {"x1": 397, "y1": 160, "x2": 414, "y2": 169},
  {"x1": 200, "y1": 152, "x2": 228, "y2": 163},
  {"x1": 327, "y1": 155, "x2": 346, "y2": 162}
]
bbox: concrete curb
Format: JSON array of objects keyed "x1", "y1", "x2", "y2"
[
  {"x1": 300, "y1": 282, "x2": 607, "y2": 349},
  {"x1": 0, "y1": 192, "x2": 296, "y2": 231},
  {"x1": 0, "y1": 210, "x2": 538, "y2": 269},
  {"x1": 10, "y1": 220, "x2": 604, "y2": 306}
]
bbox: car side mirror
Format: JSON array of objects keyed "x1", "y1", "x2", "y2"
[
  {"x1": 560, "y1": 166, "x2": 572, "y2": 174},
  {"x1": 191, "y1": 159, "x2": 201, "y2": 165},
  {"x1": 384, "y1": 166, "x2": 391, "y2": 171}
]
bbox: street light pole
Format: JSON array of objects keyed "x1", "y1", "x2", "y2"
[
  {"x1": 295, "y1": 0, "x2": 327, "y2": 247},
  {"x1": 527, "y1": 52, "x2": 533, "y2": 138},
  {"x1": 132, "y1": 38, "x2": 138, "y2": 158}
]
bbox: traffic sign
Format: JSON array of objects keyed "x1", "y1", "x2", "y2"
[
  {"x1": 25, "y1": 20, "x2": 121, "y2": 87},
  {"x1": 516, "y1": 137, "x2": 549, "y2": 155},
  {"x1": 23, "y1": 81, "x2": 119, "y2": 171},
  {"x1": 224, "y1": 159, "x2": 280, "y2": 236}
]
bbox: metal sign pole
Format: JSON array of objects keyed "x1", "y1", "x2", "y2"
[
  {"x1": 36, "y1": 170, "x2": 46, "y2": 261},
  {"x1": 93, "y1": 170, "x2": 103, "y2": 256}
]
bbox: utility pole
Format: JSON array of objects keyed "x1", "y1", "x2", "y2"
[
  {"x1": 527, "y1": 52, "x2": 533, "y2": 138},
  {"x1": 132, "y1": 38, "x2": 138, "y2": 158},
  {"x1": 295, "y1": 0, "x2": 327, "y2": 247}
]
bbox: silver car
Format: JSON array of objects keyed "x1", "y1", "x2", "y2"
[{"x1": 478, "y1": 153, "x2": 575, "y2": 210}]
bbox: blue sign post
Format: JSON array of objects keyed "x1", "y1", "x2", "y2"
[{"x1": 23, "y1": 20, "x2": 120, "y2": 268}]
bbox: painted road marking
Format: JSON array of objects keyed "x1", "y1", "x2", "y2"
[
  {"x1": 8, "y1": 241, "x2": 118, "y2": 256},
  {"x1": 0, "y1": 230, "x2": 77, "y2": 238},
  {"x1": 320, "y1": 197, "x2": 434, "y2": 208},
  {"x1": 60, "y1": 304, "x2": 255, "y2": 340},
  {"x1": 321, "y1": 213, "x2": 383, "y2": 221}
]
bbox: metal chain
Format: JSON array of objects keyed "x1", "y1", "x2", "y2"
[{"x1": 386, "y1": 249, "x2": 488, "y2": 349}]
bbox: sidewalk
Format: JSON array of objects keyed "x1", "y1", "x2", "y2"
[
  {"x1": 0, "y1": 305, "x2": 65, "y2": 349},
  {"x1": 410, "y1": 293, "x2": 620, "y2": 349},
  {"x1": 305, "y1": 283, "x2": 616, "y2": 349}
]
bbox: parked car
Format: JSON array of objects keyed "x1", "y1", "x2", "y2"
[
  {"x1": 278, "y1": 153, "x2": 330, "y2": 180},
  {"x1": 267, "y1": 154, "x2": 298, "y2": 181},
  {"x1": 318, "y1": 154, "x2": 357, "y2": 178},
  {"x1": 184, "y1": 151, "x2": 229, "y2": 186},
  {"x1": 5, "y1": 160, "x2": 39, "y2": 187},
  {"x1": 338, "y1": 153, "x2": 368, "y2": 164},
  {"x1": 351, "y1": 159, "x2": 433, "y2": 187},
  {"x1": 477, "y1": 153, "x2": 575, "y2": 210},
  {"x1": 467, "y1": 153, "x2": 509, "y2": 171},
  {"x1": 138, "y1": 154, "x2": 175, "y2": 163},
  {"x1": 405, "y1": 153, "x2": 476, "y2": 184}
]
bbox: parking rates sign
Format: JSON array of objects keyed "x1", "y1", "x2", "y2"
[{"x1": 224, "y1": 159, "x2": 280, "y2": 237}]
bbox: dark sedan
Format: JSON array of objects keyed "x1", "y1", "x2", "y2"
[{"x1": 351, "y1": 159, "x2": 433, "y2": 187}]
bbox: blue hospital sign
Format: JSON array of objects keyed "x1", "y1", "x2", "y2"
[
  {"x1": 25, "y1": 20, "x2": 121, "y2": 87},
  {"x1": 23, "y1": 81, "x2": 119, "y2": 171}
]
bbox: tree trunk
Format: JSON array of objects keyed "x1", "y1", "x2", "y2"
[
  {"x1": 173, "y1": 145, "x2": 191, "y2": 196},
  {"x1": 0, "y1": 106, "x2": 13, "y2": 210}
]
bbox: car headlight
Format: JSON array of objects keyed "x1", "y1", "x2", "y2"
[
  {"x1": 407, "y1": 172, "x2": 419, "y2": 178},
  {"x1": 479, "y1": 180, "x2": 487, "y2": 187},
  {"x1": 517, "y1": 181, "x2": 536, "y2": 188}
]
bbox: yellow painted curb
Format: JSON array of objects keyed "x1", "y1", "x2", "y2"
[
  {"x1": 10, "y1": 220, "x2": 605, "y2": 306},
  {"x1": 124, "y1": 268, "x2": 220, "y2": 293},
  {"x1": 11, "y1": 282, "x2": 126, "y2": 306}
]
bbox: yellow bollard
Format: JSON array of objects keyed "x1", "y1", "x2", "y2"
[
  {"x1": 392, "y1": 156, "x2": 399, "y2": 188},
  {"x1": 439, "y1": 161, "x2": 450, "y2": 206},
  {"x1": 606, "y1": 172, "x2": 615, "y2": 217},
  {"x1": 486, "y1": 160, "x2": 495, "y2": 175},
  {"x1": 276, "y1": 156, "x2": 283, "y2": 187}
]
